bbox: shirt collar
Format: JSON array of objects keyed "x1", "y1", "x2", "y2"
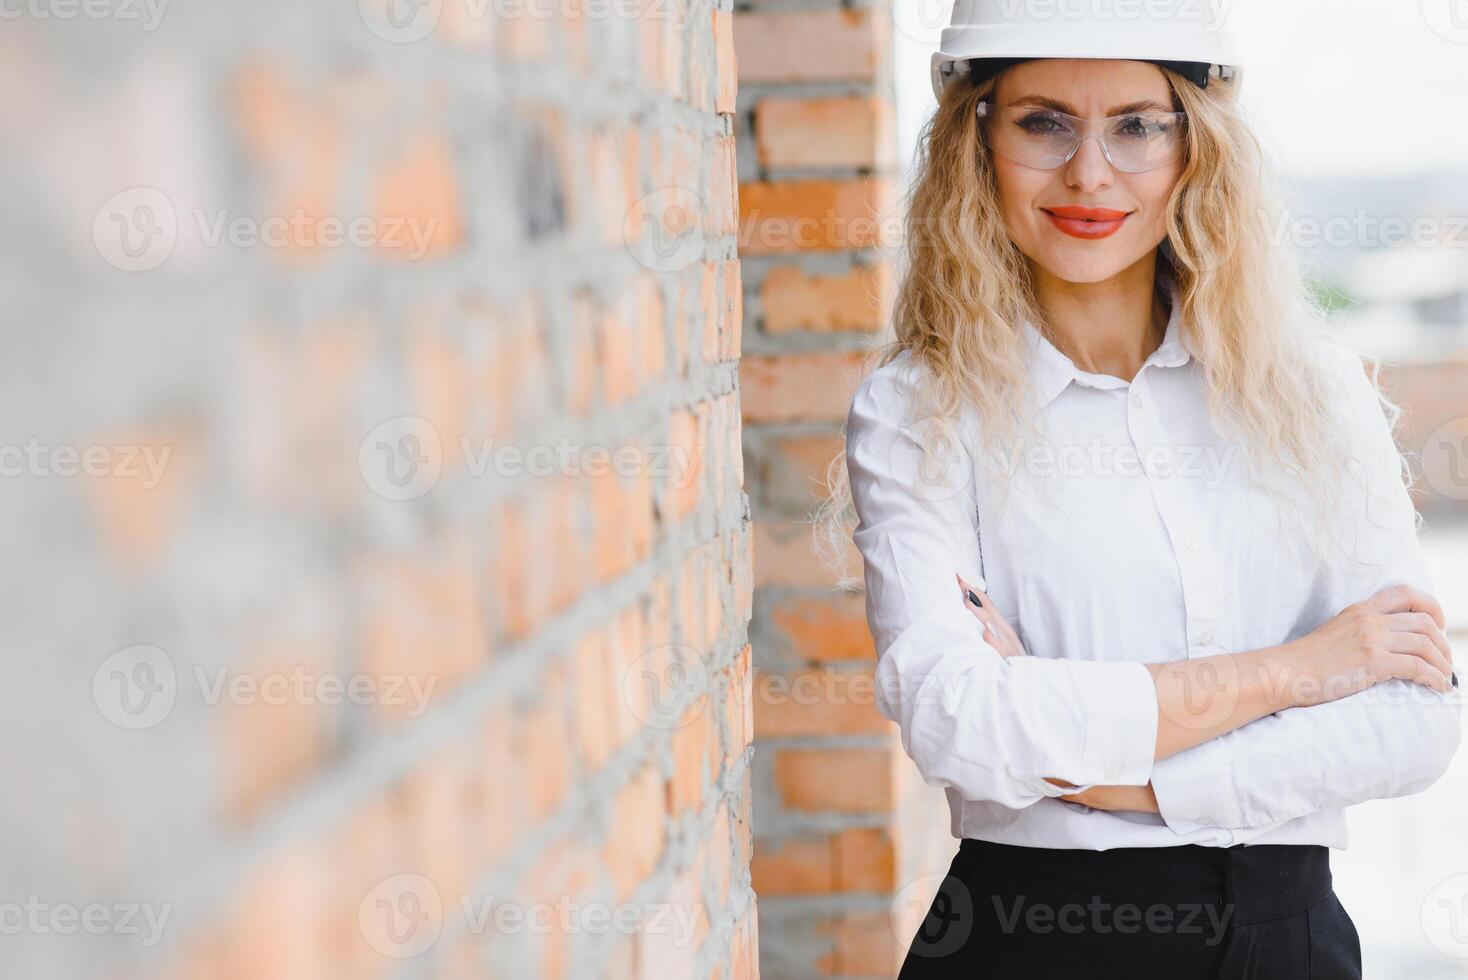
[{"x1": 1022, "y1": 275, "x2": 1193, "y2": 409}]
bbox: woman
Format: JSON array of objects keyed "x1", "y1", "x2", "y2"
[{"x1": 819, "y1": 7, "x2": 1462, "y2": 978}]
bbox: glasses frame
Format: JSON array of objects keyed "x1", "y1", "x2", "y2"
[{"x1": 976, "y1": 101, "x2": 1190, "y2": 175}]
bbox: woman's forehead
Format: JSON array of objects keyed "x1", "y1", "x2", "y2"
[{"x1": 994, "y1": 59, "x2": 1173, "y2": 108}]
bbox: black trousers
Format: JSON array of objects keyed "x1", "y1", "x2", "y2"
[{"x1": 897, "y1": 839, "x2": 1362, "y2": 979}]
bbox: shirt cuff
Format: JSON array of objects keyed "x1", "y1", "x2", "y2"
[
  {"x1": 1151, "y1": 735, "x2": 1244, "y2": 832},
  {"x1": 1073, "y1": 660, "x2": 1159, "y2": 785}
]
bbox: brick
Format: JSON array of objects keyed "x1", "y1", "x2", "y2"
[
  {"x1": 715, "y1": 8, "x2": 738, "y2": 113},
  {"x1": 752, "y1": 667, "x2": 887, "y2": 738},
  {"x1": 755, "y1": 96, "x2": 894, "y2": 170},
  {"x1": 834, "y1": 827, "x2": 895, "y2": 891},
  {"x1": 731, "y1": 905, "x2": 759, "y2": 980},
  {"x1": 640, "y1": 275, "x2": 667, "y2": 382},
  {"x1": 750, "y1": 835, "x2": 834, "y2": 896},
  {"x1": 770, "y1": 595, "x2": 877, "y2": 663},
  {"x1": 81, "y1": 428, "x2": 194, "y2": 571},
  {"x1": 670, "y1": 675, "x2": 718, "y2": 814},
  {"x1": 605, "y1": 764, "x2": 668, "y2": 901},
  {"x1": 753, "y1": 431, "x2": 843, "y2": 514},
  {"x1": 518, "y1": 669, "x2": 573, "y2": 822},
  {"x1": 437, "y1": 0, "x2": 495, "y2": 49},
  {"x1": 817, "y1": 911, "x2": 900, "y2": 977},
  {"x1": 573, "y1": 630, "x2": 615, "y2": 772},
  {"x1": 475, "y1": 294, "x2": 552, "y2": 436},
  {"x1": 741, "y1": 351, "x2": 867, "y2": 423},
  {"x1": 220, "y1": 642, "x2": 331, "y2": 823},
  {"x1": 724, "y1": 643, "x2": 754, "y2": 770},
  {"x1": 479, "y1": 712, "x2": 521, "y2": 871},
  {"x1": 498, "y1": 5, "x2": 553, "y2": 61},
  {"x1": 399, "y1": 747, "x2": 475, "y2": 909},
  {"x1": 670, "y1": 407, "x2": 704, "y2": 521},
  {"x1": 707, "y1": 803, "x2": 733, "y2": 907},
  {"x1": 733, "y1": 9, "x2": 882, "y2": 84},
  {"x1": 214, "y1": 842, "x2": 331, "y2": 979},
  {"x1": 760, "y1": 262, "x2": 889, "y2": 334},
  {"x1": 591, "y1": 124, "x2": 635, "y2": 246},
  {"x1": 369, "y1": 129, "x2": 465, "y2": 259},
  {"x1": 358, "y1": 545, "x2": 488, "y2": 718},
  {"x1": 752, "y1": 519, "x2": 855, "y2": 590},
  {"x1": 773, "y1": 747, "x2": 895, "y2": 813},
  {"x1": 408, "y1": 309, "x2": 471, "y2": 471},
  {"x1": 712, "y1": 134, "x2": 740, "y2": 236},
  {"x1": 587, "y1": 467, "x2": 655, "y2": 583},
  {"x1": 230, "y1": 61, "x2": 346, "y2": 261},
  {"x1": 721, "y1": 259, "x2": 744, "y2": 360},
  {"x1": 739, "y1": 178, "x2": 894, "y2": 254}
]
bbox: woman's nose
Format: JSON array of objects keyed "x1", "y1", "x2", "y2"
[{"x1": 1062, "y1": 136, "x2": 1117, "y2": 192}]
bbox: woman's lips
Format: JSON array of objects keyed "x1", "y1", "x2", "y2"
[{"x1": 1043, "y1": 206, "x2": 1132, "y2": 240}]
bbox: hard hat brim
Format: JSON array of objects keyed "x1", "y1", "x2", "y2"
[{"x1": 931, "y1": 24, "x2": 1241, "y2": 99}]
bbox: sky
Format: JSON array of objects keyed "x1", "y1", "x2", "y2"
[{"x1": 894, "y1": 0, "x2": 1468, "y2": 180}]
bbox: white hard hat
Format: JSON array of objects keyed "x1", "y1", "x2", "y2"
[{"x1": 931, "y1": 0, "x2": 1242, "y2": 99}]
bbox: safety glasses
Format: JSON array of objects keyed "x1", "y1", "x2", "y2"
[{"x1": 977, "y1": 101, "x2": 1188, "y2": 174}]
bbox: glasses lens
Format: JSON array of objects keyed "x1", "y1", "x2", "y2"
[
  {"x1": 981, "y1": 106, "x2": 1185, "y2": 174},
  {"x1": 1103, "y1": 112, "x2": 1186, "y2": 173},
  {"x1": 983, "y1": 107, "x2": 1079, "y2": 170}
]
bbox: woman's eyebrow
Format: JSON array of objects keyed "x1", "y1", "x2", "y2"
[{"x1": 1008, "y1": 95, "x2": 1174, "y2": 115}]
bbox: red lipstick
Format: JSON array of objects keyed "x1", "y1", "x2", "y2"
[{"x1": 1043, "y1": 205, "x2": 1131, "y2": 240}]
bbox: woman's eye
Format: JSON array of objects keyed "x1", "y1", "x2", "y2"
[
  {"x1": 1116, "y1": 116, "x2": 1170, "y2": 139},
  {"x1": 1017, "y1": 112, "x2": 1072, "y2": 136}
]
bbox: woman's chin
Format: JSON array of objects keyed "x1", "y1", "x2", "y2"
[{"x1": 1031, "y1": 253, "x2": 1136, "y2": 285}]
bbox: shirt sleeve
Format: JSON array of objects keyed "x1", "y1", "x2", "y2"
[
  {"x1": 847, "y1": 360, "x2": 1160, "y2": 810},
  {"x1": 1150, "y1": 342, "x2": 1463, "y2": 834}
]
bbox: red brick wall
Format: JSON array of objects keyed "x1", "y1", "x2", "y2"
[
  {"x1": 731, "y1": 3, "x2": 953, "y2": 977},
  {"x1": 1, "y1": 2, "x2": 756, "y2": 977}
]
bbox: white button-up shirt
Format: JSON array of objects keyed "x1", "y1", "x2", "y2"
[{"x1": 845, "y1": 288, "x2": 1462, "y2": 850}]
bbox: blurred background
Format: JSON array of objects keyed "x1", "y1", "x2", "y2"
[{"x1": 1, "y1": 0, "x2": 1465, "y2": 977}]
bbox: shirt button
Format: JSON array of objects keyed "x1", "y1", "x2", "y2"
[
  {"x1": 1198, "y1": 631, "x2": 1215, "y2": 646},
  {"x1": 1131, "y1": 393, "x2": 1144, "y2": 408},
  {"x1": 1185, "y1": 534, "x2": 1199, "y2": 551}
]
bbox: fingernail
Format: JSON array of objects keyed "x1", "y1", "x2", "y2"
[{"x1": 967, "y1": 590, "x2": 983, "y2": 608}]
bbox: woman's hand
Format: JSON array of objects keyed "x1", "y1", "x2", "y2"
[
  {"x1": 1276, "y1": 584, "x2": 1456, "y2": 707},
  {"x1": 957, "y1": 575, "x2": 1028, "y2": 658},
  {"x1": 1042, "y1": 777, "x2": 1159, "y2": 813}
]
